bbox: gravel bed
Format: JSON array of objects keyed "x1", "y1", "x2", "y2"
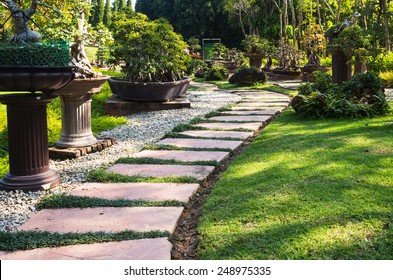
[{"x1": 0, "y1": 89, "x2": 241, "y2": 232}]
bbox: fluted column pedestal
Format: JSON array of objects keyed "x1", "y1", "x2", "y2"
[
  {"x1": 56, "y1": 93, "x2": 97, "y2": 148},
  {"x1": 54, "y1": 77, "x2": 109, "y2": 148},
  {"x1": 0, "y1": 94, "x2": 60, "y2": 192}
]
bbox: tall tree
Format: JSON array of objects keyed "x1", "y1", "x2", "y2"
[
  {"x1": 103, "y1": 0, "x2": 111, "y2": 26},
  {"x1": 90, "y1": 0, "x2": 105, "y2": 27}
]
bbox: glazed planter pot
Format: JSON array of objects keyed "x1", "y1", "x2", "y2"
[
  {"x1": 108, "y1": 77, "x2": 191, "y2": 102},
  {"x1": 0, "y1": 66, "x2": 75, "y2": 94},
  {"x1": 53, "y1": 76, "x2": 110, "y2": 148}
]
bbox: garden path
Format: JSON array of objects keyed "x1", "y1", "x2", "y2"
[{"x1": 0, "y1": 89, "x2": 291, "y2": 260}]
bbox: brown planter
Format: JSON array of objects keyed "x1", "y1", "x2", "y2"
[
  {"x1": 0, "y1": 66, "x2": 75, "y2": 94},
  {"x1": 245, "y1": 54, "x2": 263, "y2": 69},
  {"x1": 0, "y1": 94, "x2": 60, "y2": 192},
  {"x1": 53, "y1": 76, "x2": 109, "y2": 148},
  {"x1": 108, "y1": 77, "x2": 191, "y2": 101}
]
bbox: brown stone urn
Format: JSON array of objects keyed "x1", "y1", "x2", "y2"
[{"x1": 53, "y1": 76, "x2": 109, "y2": 148}]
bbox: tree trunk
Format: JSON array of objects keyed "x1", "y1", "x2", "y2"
[
  {"x1": 5, "y1": 0, "x2": 42, "y2": 42},
  {"x1": 379, "y1": 0, "x2": 391, "y2": 51}
]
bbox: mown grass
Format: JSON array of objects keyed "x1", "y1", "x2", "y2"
[
  {"x1": 87, "y1": 169, "x2": 199, "y2": 184},
  {"x1": 0, "y1": 230, "x2": 169, "y2": 251},
  {"x1": 116, "y1": 157, "x2": 219, "y2": 167},
  {"x1": 198, "y1": 106, "x2": 393, "y2": 260},
  {"x1": 37, "y1": 194, "x2": 185, "y2": 209}
]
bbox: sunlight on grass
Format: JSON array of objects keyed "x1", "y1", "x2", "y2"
[{"x1": 198, "y1": 108, "x2": 393, "y2": 259}]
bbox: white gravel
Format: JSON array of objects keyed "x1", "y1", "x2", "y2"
[{"x1": 0, "y1": 88, "x2": 241, "y2": 232}]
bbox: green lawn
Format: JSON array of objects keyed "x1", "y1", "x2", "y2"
[{"x1": 198, "y1": 107, "x2": 393, "y2": 259}]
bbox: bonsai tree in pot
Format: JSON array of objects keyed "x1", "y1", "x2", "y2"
[
  {"x1": 331, "y1": 25, "x2": 371, "y2": 75},
  {"x1": 242, "y1": 34, "x2": 275, "y2": 69},
  {"x1": 0, "y1": 0, "x2": 75, "y2": 191},
  {"x1": 109, "y1": 11, "x2": 192, "y2": 101}
]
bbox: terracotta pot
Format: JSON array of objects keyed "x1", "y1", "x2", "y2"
[{"x1": 108, "y1": 77, "x2": 191, "y2": 101}]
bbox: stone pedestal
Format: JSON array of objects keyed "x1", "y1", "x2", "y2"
[
  {"x1": 332, "y1": 50, "x2": 351, "y2": 84},
  {"x1": 54, "y1": 77, "x2": 109, "y2": 148},
  {"x1": 0, "y1": 94, "x2": 60, "y2": 192}
]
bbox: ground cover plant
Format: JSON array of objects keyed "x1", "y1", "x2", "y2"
[
  {"x1": 198, "y1": 107, "x2": 393, "y2": 259},
  {"x1": 291, "y1": 72, "x2": 389, "y2": 118}
]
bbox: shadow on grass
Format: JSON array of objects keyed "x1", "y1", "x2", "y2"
[{"x1": 198, "y1": 109, "x2": 393, "y2": 259}]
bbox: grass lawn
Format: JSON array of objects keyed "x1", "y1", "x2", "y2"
[{"x1": 198, "y1": 107, "x2": 393, "y2": 259}]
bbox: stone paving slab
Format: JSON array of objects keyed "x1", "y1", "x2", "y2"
[
  {"x1": 221, "y1": 110, "x2": 278, "y2": 116},
  {"x1": 0, "y1": 238, "x2": 171, "y2": 260},
  {"x1": 156, "y1": 138, "x2": 243, "y2": 150},
  {"x1": 242, "y1": 95, "x2": 290, "y2": 100},
  {"x1": 194, "y1": 122, "x2": 262, "y2": 131},
  {"x1": 131, "y1": 150, "x2": 229, "y2": 163},
  {"x1": 108, "y1": 164, "x2": 215, "y2": 181},
  {"x1": 232, "y1": 106, "x2": 287, "y2": 111},
  {"x1": 71, "y1": 182, "x2": 199, "y2": 202},
  {"x1": 208, "y1": 115, "x2": 271, "y2": 123},
  {"x1": 20, "y1": 207, "x2": 184, "y2": 233},
  {"x1": 179, "y1": 130, "x2": 253, "y2": 140},
  {"x1": 236, "y1": 102, "x2": 289, "y2": 107}
]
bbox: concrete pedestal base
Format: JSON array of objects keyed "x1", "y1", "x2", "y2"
[{"x1": 105, "y1": 95, "x2": 191, "y2": 116}]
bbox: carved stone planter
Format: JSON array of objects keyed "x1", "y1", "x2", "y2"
[
  {"x1": 0, "y1": 94, "x2": 60, "y2": 192},
  {"x1": 0, "y1": 66, "x2": 74, "y2": 94},
  {"x1": 53, "y1": 76, "x2": 109, "y2": 148}
]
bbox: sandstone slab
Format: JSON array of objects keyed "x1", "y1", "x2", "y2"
[
  {"x1": 208, "y1": 115, "x2": 271, "y2": 123},
  {"x1": 0, "y1": 238, "x2": 171, "y2": 260},
  {"x1": 71, "y1": 182, "x2": 199, "y2": 202},
  {"x1": 179, "y1": 130, "x2": 253, "y2": 140},
  {"x1": 194, "y1": 122, "x2": 262, "y2": 131},
  {"x1": 221, "y1": 110, "x2": 278, "y2": 116},
  {"x1": 156, "y1": 138, "x2": 242, "y2": 150},
  {"x1": 108, "y1": 164, "x2": 215, "y2": 181},
  {"x1": 131, "y1": 150, "x2": 229, "y2": 163},
  {"x1": 20, "y1": 207, "x2": 184, "y2": 233}
]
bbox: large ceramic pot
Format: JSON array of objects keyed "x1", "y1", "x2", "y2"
[
  {"x1": 0, "y1": 66, "x2": 75, "y2": 94},
  {"x1": 108, "y1": 77, "x2": 191, "y2": 101},
  {"x1": 300, "y1": 66, "x2": 329, "y2": 82},
  {"x1": 53, "y1": 76, "x2": 109, "y2": 148}
]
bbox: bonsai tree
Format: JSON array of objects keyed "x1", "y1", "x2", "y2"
[
  {"x1": 241, "y1": 34, "x2": 275, "y2": 68},
  {"x1": 332, "y1": 25, "x2": 371, "y2": 67},
  {"x1": 111, "y1": 12, "x2": 191, "y2": 83},
  {"x1": 302, "y1": 24, "x2": 327, "y2": 67},
  {"x1": 242, "y1": 34, "x2": 275, "y2": 58},
  {"x1": 212, "y1": 43, "x2": 228, "y2": 59}
]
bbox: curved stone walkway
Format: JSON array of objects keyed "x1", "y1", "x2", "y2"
[{"x1": 0, "y1": 89, "x2": 291, "y2": 260}]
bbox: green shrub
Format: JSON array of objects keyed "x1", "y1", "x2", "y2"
[
  {"x1": 379, "y1": 71, "x2": 393, "y2": 87},
  {"x1": 205, "y1": 65, "x2": 228, "y2": 81},
  {"x1": 292, "y1": 72, "x2": 388, "y2": 118},
  {"x1": 367, "y1": 51, "x2": 393, "y2": 72},
  {"x1": 188, "y1": 59, "x2": 209, "y2": 78},
  {"x1": 228, "y1": 67, "x2": 266, "y2": 86}
]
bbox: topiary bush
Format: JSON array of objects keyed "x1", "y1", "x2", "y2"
[
  {"x1": 228, "y1": 67, "x2": 266, "y2": 86},
  {"x1": 291, "y1": 71, "x2": 388, "y2": 118},
  {"x1": 205, "y1": 65, "x2": 228, "y2": 81}
]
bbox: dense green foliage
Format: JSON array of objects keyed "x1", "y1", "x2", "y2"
[
  {"x1": 229, "y1": 67, "x2": 266, "y2": 86},
  {"x1": 291, "y1": 72, "x2": 388, "y2": 118},
  {"x1": 111, "y1": 11, "x2": 190, "y2": 82},
  {"x1": 199, "y1": 108, "x2": 393, "y2": 259},
  {"x1": 205, "y1": 65, "x2": 229, "y2": 81}
]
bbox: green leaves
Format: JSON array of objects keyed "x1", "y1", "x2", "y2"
[{"x1": 111, "y1": 12, "x2": 190, "y2": 82}]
